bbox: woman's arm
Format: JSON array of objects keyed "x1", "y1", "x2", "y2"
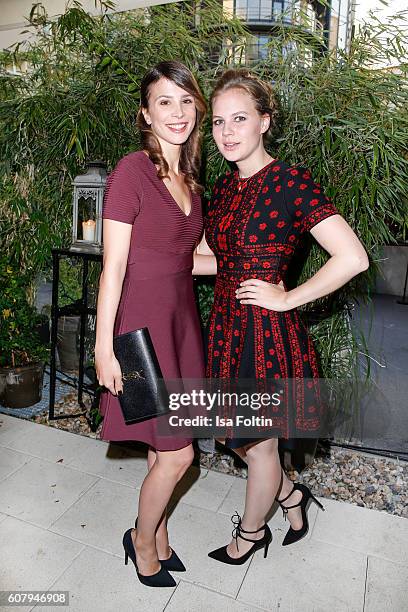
[
  {"x1": 237, "y1": 215, "x2": 369, "y2": 311},
  {"x1": 284, "y1": 214, "x2": 368, "y2": 309},
  {"x1": 192, "y1": 231, "x2": 217, "y2": 275},
  {"x1": 94, "y1": 219, "x2": 132, "y2": 394}
]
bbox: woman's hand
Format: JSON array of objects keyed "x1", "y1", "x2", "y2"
[
  {"x1": 193, "y1": 231, "x2": 217, "y2": 275},
  {"x1": 236, "y1": 279, "x2": 290, "y2": 312},
  {"x1": 95, "y1": 351, "x2": 123, "y2": 396}
]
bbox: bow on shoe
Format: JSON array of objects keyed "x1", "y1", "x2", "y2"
[
  {"x1": 282, "y1": 507, "x2": 288, "y2": 521},
  {"x1": 230, "y1": 510, "x2": 242, "y2": 552}
]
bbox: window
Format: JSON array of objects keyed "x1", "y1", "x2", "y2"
[
  {"x1": 234, "y1": 0, "x2": 294, "y2": 23},
  {"x1": 246, "y1": 33, "x2": 270, "y2": 61}
]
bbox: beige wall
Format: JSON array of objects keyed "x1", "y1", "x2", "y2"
[{"x1": 0, "y1": 0, "x2": 180, "y2": 50}]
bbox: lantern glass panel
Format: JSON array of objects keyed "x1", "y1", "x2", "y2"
[{"x1": 77, "y1": 195, "x2": 97, "y2": 242}]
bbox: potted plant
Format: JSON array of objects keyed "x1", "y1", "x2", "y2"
[{"x1": 0, "y1": 261, "x2": 49, "y2": 408}]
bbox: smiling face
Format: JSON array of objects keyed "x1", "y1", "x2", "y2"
[
  {"x1": 142, "y1": 77, "x2": 197, "y2": 149},
  {"x1": 212, "y1": 87, "x2": 270, "y2": 164}
]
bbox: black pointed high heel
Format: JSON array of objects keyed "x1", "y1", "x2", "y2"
[
  {"x1": 208, "y1": 511, "x2": 272, "y2": 565},
  {"x1": 122, "y1": 528, "x2": 176, "y2": 587},
  {"x1": 276, "y1": 470, "x2": 325, "y2": 546},
  {"x1": 134, "y1": 517, "x2": 186, "y2": 572}
]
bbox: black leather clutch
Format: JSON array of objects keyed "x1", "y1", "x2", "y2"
[{"x1": 112, "y1": 327, "x2": 170, "y2": 425}]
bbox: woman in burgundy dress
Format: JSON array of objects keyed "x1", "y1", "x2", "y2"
[
  {"x1": 196, "y1": 69, "x2": 369, "y2": 564},
  {"x1": 95, "y1": 61, "x2": 207, "y2": 587}
]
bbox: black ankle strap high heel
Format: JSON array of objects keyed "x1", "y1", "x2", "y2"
[
  {"x1": 208, "y1": 511, "x2": 272, "y2": 565},
  {"x1": 276, "y1": 468, "x2": 325, "y2": 546}
]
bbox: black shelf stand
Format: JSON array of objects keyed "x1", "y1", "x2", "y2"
[{"x1": 49, "y1": 247, "x2": 102, "y2": 421}]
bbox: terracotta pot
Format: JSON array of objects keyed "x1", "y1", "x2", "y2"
[{"x1": 0, "y1": 362, "x2": 45, "y2": 409}]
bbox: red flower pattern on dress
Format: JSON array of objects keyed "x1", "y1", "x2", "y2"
[{"x1": 204, "y1": 160, "x2": 339, "y2": 438}]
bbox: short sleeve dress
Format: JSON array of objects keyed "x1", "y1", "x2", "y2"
[
  {"x1": 204, "y1": 159, "x2": 340, "y2": 447},
  {"x1": 98, "y1": 151, "x2": 205, "y2": 451}
]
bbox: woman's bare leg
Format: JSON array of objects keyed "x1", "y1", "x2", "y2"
[
  {"x1": 217, "y1": 438, "x2": 302, "y2": 558},
  {"x1": 132, "y1": 443, "x2": 194, "y2": 575},
  {"x1": 136, "y1": 448, "x2": 171, "y2": 560}
]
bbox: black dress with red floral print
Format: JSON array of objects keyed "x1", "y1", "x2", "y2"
[{"x1": 204, "y1": 159, "x2": 339, "y2": 447}]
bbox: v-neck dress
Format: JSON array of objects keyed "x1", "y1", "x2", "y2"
[{"x1": 98, "y1": 151, "x2": 204, "y2": 450}]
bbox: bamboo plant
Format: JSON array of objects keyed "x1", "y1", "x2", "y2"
[{"x1": 0, "y1": 0, "x2": 407, "y2": 398}]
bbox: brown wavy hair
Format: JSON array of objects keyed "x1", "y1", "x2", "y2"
[
  {"x1": 136, "y1": 61, "x2": 207, "y2": 193},
  {"x1": 210, "y1": 68, "x2": 279, "y2": 143}
]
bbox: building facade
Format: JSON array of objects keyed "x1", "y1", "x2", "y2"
[
  {"x1": 0, "y1": 0, "x2": 174, "y2": 50},
  {"x1": 223, "y1": 0, "x2": 356, "y2": 61}
]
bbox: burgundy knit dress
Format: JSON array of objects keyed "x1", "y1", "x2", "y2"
[{"x1": 98, "y1": 151, "x2": 204, "y2": 451}]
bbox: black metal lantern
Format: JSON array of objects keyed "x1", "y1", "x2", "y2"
[{"x1": 71, "y1": 161, "x2": 107, "y2": 252}]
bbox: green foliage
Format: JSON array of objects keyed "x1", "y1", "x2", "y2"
[
  {"x1": 0, "y1": 0, "x2": 245, "y2": 280},
  {"x1": 58, "y1": 258, "x2": 82, "y2": 307},
  {"x1": 0, "y1": 259, "x2": 49, "y2": 367},
  {"x1": 0, "y1": 1, "x2": 407, "y2": 384}
]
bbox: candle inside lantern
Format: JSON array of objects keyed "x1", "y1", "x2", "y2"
[{"x1": 82, "y1": 219, "x2": 96, "y2": 242}]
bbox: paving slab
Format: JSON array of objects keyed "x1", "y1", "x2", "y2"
[
  {"x1": 49, "y1": 477, "x2": 140, "y2": 557},
  {"x1": 171, "y1": 466, "x2": 235, "y2": 512},
  {"x1": 237, "y1": 537, "x2": 367, "y2": 612},
  {"x1": 32, "y1": 545, "x2": 175, "y2": 612},
  {"x1": 0, "y1": 414, "x2": 41, "y2": 447},
  {"x1": 166, "y1": 580, "x2": 266, "y2": 612},
  {"x1": 0, "y1": 516, "x2": 83, "y2": 609},
  {"x1": 7, "y1": 423, "x2": 99, "y2": 465},
  {"x1": 0, "y1": 456, "x2": 98, "y2": 529},
  {"x1": 311, "y1": 497, "x2": 408, "y2": 565},
  {"x1": 0, "y1": 447, "x2": 33, "y2": 482},
  {"x1": 364, "y1": 555, "x2": 408, "y2": 612},
  {"x1": 65, "y1": 439, "x2": 148, "y2": 488}
]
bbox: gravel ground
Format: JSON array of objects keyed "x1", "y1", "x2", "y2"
[
  {"x1": 200, "y1": 444, "x2": 408, "y2": 519},
  {"x1": 33, "y1": 391, "x2": 408, "y2": 519}
]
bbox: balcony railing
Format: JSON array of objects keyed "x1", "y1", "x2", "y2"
[{"x1": 234, "y1": 0, "x2": 294, "y2": 24}]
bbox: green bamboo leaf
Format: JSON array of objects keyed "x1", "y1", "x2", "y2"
[
  {"x1": 127, "y1": 82, "x2": 138, "y2": 93},
  {"x1": 98, "y1": 56, "x2": 111, "y2": 68},
  {"x1": 67, "y1": 130, "x2": 77, "y2": 152}
]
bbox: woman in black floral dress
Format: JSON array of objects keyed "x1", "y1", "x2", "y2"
[{"x1": 195, "y1": 69, "x2": 369, "y2": 564}]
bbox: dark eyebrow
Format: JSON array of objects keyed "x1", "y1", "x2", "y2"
[
  {"x1": 155, "y1": 94, "x2": 194, "y2": 101},
  {"x1": 212, "y1": 111, "x2": 249, "y2": 119}
]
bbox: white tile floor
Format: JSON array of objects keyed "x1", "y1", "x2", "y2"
[{"x1": 0, "y1": 413, "x2": 407, "y2": 612}]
